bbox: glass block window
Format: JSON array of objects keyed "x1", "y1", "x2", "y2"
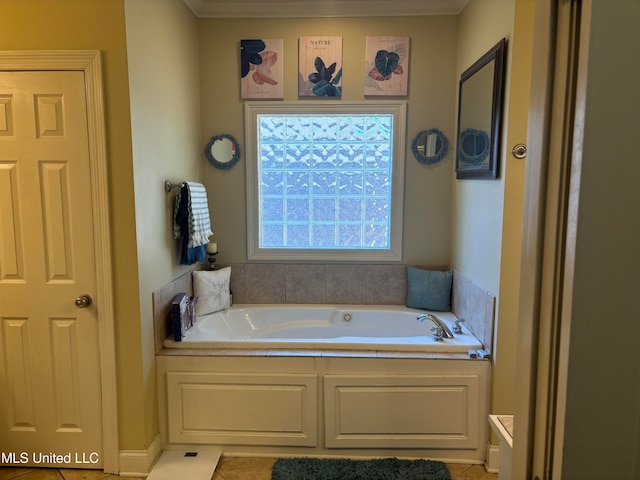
[
  {"x1": 258, "y1": 114, "x2": 392, "y2": 249},
  {"x1": 245, "y1": 102, "x2": 406, "y2": 261}
]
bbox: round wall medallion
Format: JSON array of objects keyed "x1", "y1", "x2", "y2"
[{"x1": 411, "y1": 128, "x2": 449, "y2": 165}]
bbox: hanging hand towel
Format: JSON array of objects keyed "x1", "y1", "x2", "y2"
[
  {"x1": 172, "y1": 182, "x2": 214, "y2": 265},
  {"x1": 172, "y1": 182, "x2": 214, "y2": 248}
]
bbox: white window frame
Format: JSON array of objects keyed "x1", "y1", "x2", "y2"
[{"x1": 245, "y1": 101, "x2": 406, "y2": 262}]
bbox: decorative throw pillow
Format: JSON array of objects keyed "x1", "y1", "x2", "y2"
[
  {"x1": 406, "y1": 266, "x2": 452, "y2": 311},
  {"x1": 192, "y1": 267, "x2": 231, "y2": 316}
]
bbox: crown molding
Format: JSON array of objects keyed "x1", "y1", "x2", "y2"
[{"x1": 182, "y1": 0, "x2": 468, "y2": 18}]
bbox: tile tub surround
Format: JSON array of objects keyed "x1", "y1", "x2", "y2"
[
  {"x1": 152, "y1": 270, "x2": 192, "y2": 353},
  {"x1": 153, "y1": 264, "x2": 496, "y2": 354},
  {"x1": 225, "y1": 263, "x2": 444, "y2": 305},
  {"x1": 451, "y1": 269, "x2": 496, "y2": 355}
]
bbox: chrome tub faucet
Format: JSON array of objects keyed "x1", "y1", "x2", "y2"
[{"x1": 417, "y1": 313, "x2": 455, "y2": 339}]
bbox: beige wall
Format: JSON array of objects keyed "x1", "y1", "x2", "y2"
[
  {"x1": 0, "y1": 0, "x2": 149, "y2": 450},
  {"x1": 452, "y1": 0, "x2": 519, "y2": 441},
  {"x1": 452, "y1": 0, "x2": 514, "y2": 297},
  {"x1": 125, "y1": 0, "x2": 201, "y2": 448},
  {"x1": 492, "y1": 0, "x2": 533, "y2": 427},
  {"x1": 198, "y1": 16, "x2": 458, "y2": 265}
]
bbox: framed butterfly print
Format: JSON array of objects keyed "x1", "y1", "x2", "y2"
[
  {"x1": 364, "y1": 36, "x2": 410, "y2": 96},
  {"x1": 240, "y1": 39, "x2": 284, "y2": 99}
]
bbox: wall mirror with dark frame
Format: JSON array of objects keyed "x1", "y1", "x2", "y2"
[{"x1": 455, "y1": 38, "x2": 506, "y2": 179}]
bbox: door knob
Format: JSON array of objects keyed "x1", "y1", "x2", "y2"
[{"x1": 75, "y1": 294, "x2": 92, "y2": 308}]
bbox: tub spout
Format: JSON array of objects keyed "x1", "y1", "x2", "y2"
[{"x1": 417, "y1": 313, "x2": 455, "y2": 339}]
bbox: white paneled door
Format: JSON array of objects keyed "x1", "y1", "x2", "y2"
[{"x1": 0, "y1": 71, "x2": 103, "y2": 468}]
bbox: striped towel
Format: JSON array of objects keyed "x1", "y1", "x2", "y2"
[{"x1": 172, "y1": 182, "x2": 214, "y2": 248}]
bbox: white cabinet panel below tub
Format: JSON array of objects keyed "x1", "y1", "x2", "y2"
[
  {"x1": 166, "y1": 372, "x2": 318, "y2": 446},
  {"x1": 324, "y1": 374, "x2": 483, "y2": 449}
]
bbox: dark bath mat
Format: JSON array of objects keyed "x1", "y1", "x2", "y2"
[{"x1": 271, "y1": 456, "x2": 451, "y2": 480}]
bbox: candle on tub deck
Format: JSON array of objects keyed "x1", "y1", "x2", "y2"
[{"x1": 206, "y1": 242, "x2": 218, "y2": 254}]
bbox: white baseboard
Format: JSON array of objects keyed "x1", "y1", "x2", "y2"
[
  {"x1": 485, "y1": 441, "x2": 500, "y2": 473},
  {"x1": 118, "y1": 433, "x2": 162, "y2": 477}
]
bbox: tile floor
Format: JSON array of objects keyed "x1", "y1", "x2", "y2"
[{"x1": 0, "y1": 456, "x2": 498, "y2": 480}]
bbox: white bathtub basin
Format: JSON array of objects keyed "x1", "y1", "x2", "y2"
[{"x1": 164, "y1": 304, "x2": 483, "y2": 353}]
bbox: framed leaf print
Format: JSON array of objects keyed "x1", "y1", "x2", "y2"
[
  {"x1": 364, "y1": 36, "x2": 410, "y2": 96},
  {"x1": 298, "y1": 36, "x2": 343, "y2": 97},
  {"x1": 241, "y1": 39, "x2": 284, "y2": 99}
]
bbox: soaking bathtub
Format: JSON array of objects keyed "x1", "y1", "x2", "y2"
[
  {"x1": 158, "y1": 304, "x2": 491, "y2": 463},
  {"x1": 163, "y1": 304, "x2": 483, "y2": 353}
]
